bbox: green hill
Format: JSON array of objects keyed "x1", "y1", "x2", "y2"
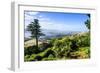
[{"x1": 24, "y1": 32, "x2": 90, "y2": 62}]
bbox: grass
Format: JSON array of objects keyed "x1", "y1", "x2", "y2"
[{"x1": 24, "y1": 38, "x2": 42, "y2": 48}]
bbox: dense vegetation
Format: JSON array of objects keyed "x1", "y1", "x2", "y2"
[{"x1": 24, "y1": 32, "x2": 90, "y2": 61}]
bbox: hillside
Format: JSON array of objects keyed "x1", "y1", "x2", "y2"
[
  {"x1": 24, "y1": 39, "x2": 43, "y2": 48},
  {"x1": 24, "y1": 32, "x2": 90, "y2": 61}
]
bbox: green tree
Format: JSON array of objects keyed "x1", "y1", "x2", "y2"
[
  {"x1": 85, "y1": 14, "x2": 90, "y2": 30},
  {"x1": 27, "y1": 19, "x2": 44, "y2": 48}
]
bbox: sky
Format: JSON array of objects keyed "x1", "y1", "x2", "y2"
[{"x1": 24, "y1": 11, "x2": 89, "y2": 32}]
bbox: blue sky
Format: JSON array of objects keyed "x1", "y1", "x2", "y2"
[{"x1": 24, "y1": 11, "x2": 89, "y2": 32}]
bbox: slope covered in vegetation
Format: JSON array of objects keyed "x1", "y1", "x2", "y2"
[{"x1": 24, "y1": 32, "x2": 90, "y2": 62}]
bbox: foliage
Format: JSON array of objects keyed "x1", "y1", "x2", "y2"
[
  {"x1": 24, "y1": 32, "x2": 90, "y2": 61},
  {"x1": 85, "y1": 14, "x2": 90, "y2": 30},
  {"x1": 24, "y1": 45, "x2": 40, "y2": 56},
  {"x1": 27, "y1": 19, "x2": 45, "y2": 48},
  {"x1": 69, "y1": 47, "x2": 90, "y2": 59}
]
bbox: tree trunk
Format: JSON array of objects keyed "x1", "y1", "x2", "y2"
[{"x1": 36, "y1": 36, "x2": 38, "y2": 49}]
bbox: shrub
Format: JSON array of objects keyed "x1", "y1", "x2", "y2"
[
  {"x1": 24, "y1": 54, "x2": 37, "y2": 61},
  {"x1": 68, "y1": 47, "x2": 90, "y2": 59},
  {"x1": 28, "y1": 54, "x2": 36, "y2": 61},
  {"x1": 34, "y1": 55, "x2": 42, "y2": 61},
  {"x1": 43, "y1": 49, "x2": 55, "y2": 58},
  {"x1": 77, "y1": 33, "x2": 90, "y2": 47},
  {"x1": 24, "y1": 55, "x2": 30, "y2": 62},
  {"x1": 39, "y1": 42, "x2": 52, "y2": 51},
  {"x1": 48, "y1": 54, "x2": 54, "y2": 58},
  {"x1": 24, "y1": 45, "x2": 40, "y2": 56},
  {"x1": 70, "y1": 40, "x2": 79, "y2": 52}
]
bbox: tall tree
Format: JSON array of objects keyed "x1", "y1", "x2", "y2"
[
  {"x1": 27, "y1": 19, "x2": 44, "y2": 48},
  {"x1": 85, "y1": 14, "x2": 90, "y2": 30}
]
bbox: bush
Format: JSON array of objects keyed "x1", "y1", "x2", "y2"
[
  {"x1": 34, "y1": 55, "x2": 42, "y2": 61},
  {"x1": 68, "y1": 47, "x2": 90, "y2": 59},
  {"x1": 70, "y1": 40, "x2": 79, "y2": 52},
  {"x1": 28, "y1": 54, "x2": 36, "y2": 61},
  {"x1": 48, "y1": 54, "x2": 54, "y2": 58},
  {"x1": 43, "y1": 49, "x2": 55, "y2": 58},
  {"x1": 24, "y1": 45, "x2": 40, "y2": 56},
  {"x1": 24, "y1": 54, "x2": 37, "y2": 61},
  {"x1": 24, "y1": 55, "x2": 30, "y2": 62},
  {"x1": 77, "y1": 33, "x2": 90, "y2": 47},
  {"x1": 39, "y1": 42, "x2": 52, "y2": 51}
]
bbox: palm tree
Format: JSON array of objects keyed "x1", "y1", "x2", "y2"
[{"x1": 27, "y1": 19, "x2": 44, "y2": 48}]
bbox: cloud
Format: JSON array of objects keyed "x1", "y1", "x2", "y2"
[
  {"x1": 25, "y1": 11, "x2": 39, "y2": 16},
  {"x1": 24, "y1": 12, "x2": 39, "y2": 28},
  {"x1": 25, "y1": 12, "x2": 39, "y2": 21},
  {"x1": 24, "y1": 11, "x2": 51, "y2": 29}
]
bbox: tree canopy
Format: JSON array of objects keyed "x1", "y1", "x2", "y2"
[
  {"x1": 85, "y1": 14, "x2": 90, "y2": 30},
  {"x1": 27, "y1": 19, "x2": 44, "y2": 48}
]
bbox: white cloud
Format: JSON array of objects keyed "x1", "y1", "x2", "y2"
[
  {"x1": 25, "y1": 12, "x2": 39, "y2": 28},
  {"x1": 25, "y1": 11, "x2": 52, "y2": 29},
  {"x1": 39, "y1": 17, "x2": 50, "y2": 21},
  {"x1": 25, "y1": 11, "x2": 39, "y2": 16},
  {"x1": 25, "y1": 12, "x2": 39, "y2": 21},
  {"x1": 38, "y1": 15, "x2": 43, "y2": 18}
]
